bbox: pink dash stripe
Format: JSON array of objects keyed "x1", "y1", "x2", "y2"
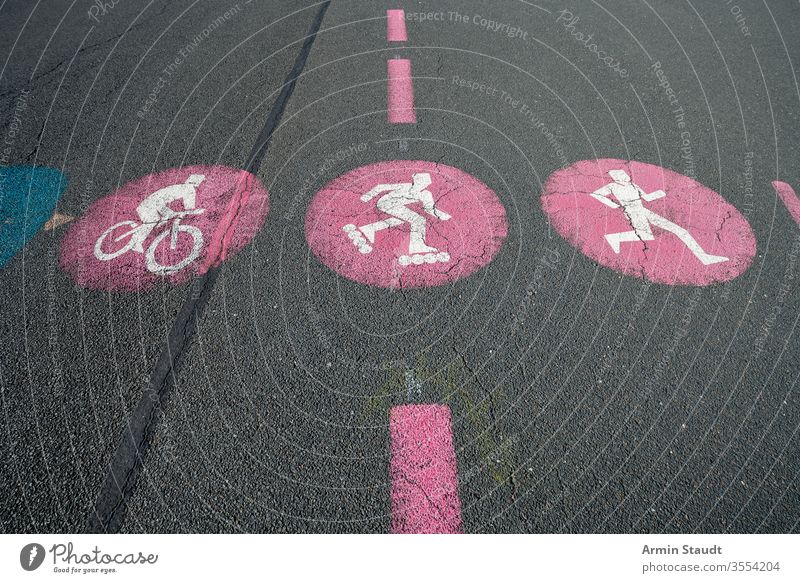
[
  {"x1": 773, "y1": 181, "x2": 800, "y2": 227},
  {"x1": 387, "y1": 9, "x2": 407, "y2": 42},
  {"x1": 389, "y1": 404, "x2": 463, "y2": 534},
  {"x1": 387, "y1": 59, "x2": 416, "y2": 124}
]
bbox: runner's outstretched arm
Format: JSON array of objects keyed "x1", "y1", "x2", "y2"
[
  {"x1": 641, "y1": 188, "x2": 666, "y2": 201},
  {"x1": 590, "y1": 185, "x2": 619, "y2": 208}
]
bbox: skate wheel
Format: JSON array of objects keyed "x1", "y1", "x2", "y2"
[{"x1": 397, "y1": 251, "x2": 451, "y2": 266}]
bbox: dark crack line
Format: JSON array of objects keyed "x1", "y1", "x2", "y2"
[
  {"x1": 397, "y1": 474, "x2": 449, "y2": 524},
  {"x1": 0, "y1": 2, "x2": 174, "y2": 100},
  {"x1": 86, "y1": 0, "x2": 332, "y2": 534}
]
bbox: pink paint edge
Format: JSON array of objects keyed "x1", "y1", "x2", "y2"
[
  {"x1": 200, "y1": 170, "x2": 254, "y2": 271},
  {"x1": 773, "y1": 181, "x2": 800, "y2": 227},
  {"x1": 387, "y1": 9, "x2": 407, "y2": 42},
  {"x1": 389, "y1": 404, "x2": 463, "y2": 534},
  {"x1": 387, "y1": 59, "x2": 416, "y2": 124}
]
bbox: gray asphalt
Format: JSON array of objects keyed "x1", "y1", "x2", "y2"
[{"x1": 2, "y1": 0, "x2": 799, "y2": 533}]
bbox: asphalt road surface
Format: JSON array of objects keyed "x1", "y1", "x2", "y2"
[{"x1": 1, "y1": 0, "x2": 799, "y2": 534}]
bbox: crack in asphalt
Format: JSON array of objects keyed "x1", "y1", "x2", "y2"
[
  {"x1": 396, "y1": 473, "x2": 449, "y2": 525},
  {"x1": 86, "y1": 0, "x2": 332, "y2": 534},
  {"x1": 0, "y1": 1, "x2": 174, "y2": 101}
]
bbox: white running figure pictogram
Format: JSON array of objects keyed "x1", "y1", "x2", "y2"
[
  {"x1": 343, "y1": 172, "x2": 452, "y2": 265},
  {"x1": 590, "y1": 169, "x2": 729, "y2": 265}
]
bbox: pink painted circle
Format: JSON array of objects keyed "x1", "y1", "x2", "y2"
[
  {"x1": 305, "y1": 160, "x2": 508, "y2": 288},
  {"x1": 60, "y1": 165, "x2": 269, "y2": 291},
  {"x1": 541, "y1": 159, "x2": 756, "y2": 286}
]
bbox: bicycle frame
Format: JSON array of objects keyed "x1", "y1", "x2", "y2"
[{"x1": 134, "y1": 208, "x2": 205, "y2": 250}]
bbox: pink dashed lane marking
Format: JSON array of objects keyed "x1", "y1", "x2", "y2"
[
  {"x1": 541, "y1": 159, "x2": 756, "y2": 286},
  {"x1": 387, "y1": 59, "x2": 416, "y2": 124},
  {"x1": 60, "y1": 165, "x2": 269, "y2": 292},
  {"x1": 387, "y1": 9, "x2": 407, "y2": 42},
  {"x1": 389, "y1": 404, "x2": 463, "y2": 534},
  {"x1": 773, "y1": 181, "x2": 800, "y2": 227},
  {"x1": 305, "y1": 160, "x2": 507, "y2": 289}
]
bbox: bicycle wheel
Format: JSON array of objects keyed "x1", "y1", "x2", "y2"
[
  {"x1": 94, "y1": 221, "x2": 139, "y2": 261},
  {"x1": 145, "y1": 224, "x2": 203, "y2": 275}
]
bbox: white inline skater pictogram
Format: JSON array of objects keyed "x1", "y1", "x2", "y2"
[{"x1": 343, "y1": 172, "x2": 452, "y2": 265}]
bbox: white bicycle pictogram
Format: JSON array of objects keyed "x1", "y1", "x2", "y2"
[{"x1": 93, "y1": 174, "x2": 206, "y2": 275}]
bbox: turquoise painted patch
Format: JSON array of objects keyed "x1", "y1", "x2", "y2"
[{"x1": 0, "y1": 166, "x2": 67, "y2": 266}]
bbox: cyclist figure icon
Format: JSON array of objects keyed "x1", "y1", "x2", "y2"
[
  {"x1": 94, "y1": 174, "x2": 207, "y2": 274},
  {"x1": 590, "y1": 169, "x2": 729, "y2": 265},
  {"x1": 343, "y1": 172, "x2": 452, "y2": 265}
]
